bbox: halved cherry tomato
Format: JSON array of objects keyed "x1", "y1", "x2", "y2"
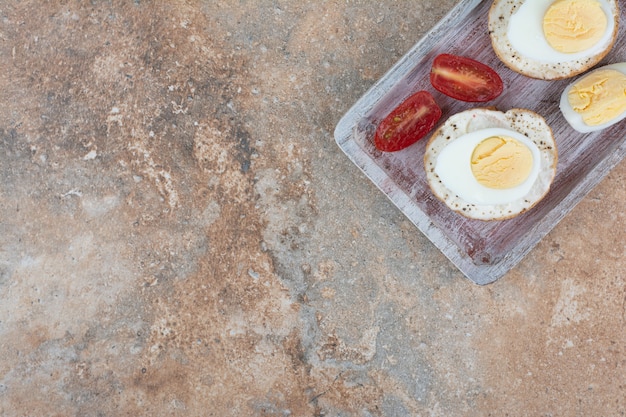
[
  {"x1": 374, "y1": 90, "x2": 442, "y2": 152},
  {"x1": 430, "y1": 53, "x2": 503, "y2": 102}
]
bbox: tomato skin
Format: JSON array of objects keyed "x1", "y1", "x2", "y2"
[
  {"x1": 430, "y1": 54, "x2": 503, "y2": 102},
  {"x1": 374, "y1": 91, "x2": 442, "y2": 152}
]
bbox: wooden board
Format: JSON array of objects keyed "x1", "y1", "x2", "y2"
[{"x1": 334, "y1": 0, "x2": 626, "y2": 285}]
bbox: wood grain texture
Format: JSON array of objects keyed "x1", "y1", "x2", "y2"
[{"x1": 334, "y1": 0, "x2": 626, "y2": 285}]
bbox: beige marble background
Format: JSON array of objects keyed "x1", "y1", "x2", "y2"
[{"x1": 0, "y1": 1, "x2": 624, "y2": 416}]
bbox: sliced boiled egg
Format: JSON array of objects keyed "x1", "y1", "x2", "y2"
[
  {"x1": 560, "y1": 62, "x2": 626, "y2": 133},
  {"x1": 489, "y1": 0, "x2": 619, "y2": 80},
  {"x1": 424, "y1": 108, "x2": 558, "y2": 221}
]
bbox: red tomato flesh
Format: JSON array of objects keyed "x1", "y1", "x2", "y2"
[
  {"x1": 430, "y1": 54, "x2": 503, "y2": 102},
  {"x1": 374, "y1": 90, "x2": 442, "y2": 152}
]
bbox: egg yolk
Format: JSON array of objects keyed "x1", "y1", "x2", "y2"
[
  {"x1": 471, "y1": 136, "x2": 533, "y2": 189},
  {"x1": 568, "y1": 69, "x2": 626, "y2": 126},
  {"x1": 543, "y1": 0, "x2": 607, "y2": 53}
]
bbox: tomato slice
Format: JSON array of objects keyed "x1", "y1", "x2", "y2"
[
  {"x1": 430, "y1": 54, "x2": 503, "y2": 102},
  {"x1": 374, "y1": 91, "x2": 442, "y2": 152}
]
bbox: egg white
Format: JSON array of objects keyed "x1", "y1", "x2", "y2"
[
  {"x1": 424, "y1": 108, "x2": 558, "y2": 221},
  {"x1": 435, "y1": 128, "x2": 541, "y2": 205},
  {"x1": 507, "y1": 0, "x2": 616, "y2": 64},
  {"x1": 489, "y1": 0, "x2": 619, "y2": 79},
  {"x1": 560, "y1": 62, "x2": 626, "y2": 133}
]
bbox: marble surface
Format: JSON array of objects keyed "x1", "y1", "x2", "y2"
[{"x1": 0, "y1": 1, "x2": 624, "y2": 416}]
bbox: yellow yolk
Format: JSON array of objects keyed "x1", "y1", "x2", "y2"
[
  {"x1": 568, "y1": 69, "x2": 626, "y2": 126},
  {"x1": 471, "y1": 136, "x2": 533, "y2": 189},
  {"x1": 543, "y1": 0, "x2": 608, "y2": 53}
]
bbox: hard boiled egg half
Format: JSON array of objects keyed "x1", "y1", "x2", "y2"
[
  {"x1": 424, "y1": 108, "x2": 558, "y2": 220},
  {"x1": 560, "y1": 62, "x2": 626, "y2": 133},
  {"x1": 489, "y1": 0, "x2": 619, "y2": 80}
]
